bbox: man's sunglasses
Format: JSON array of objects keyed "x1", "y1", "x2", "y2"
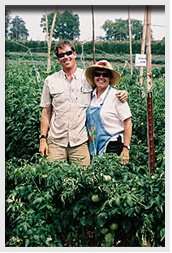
[
  {"x1": 57, "y1": 50, "x2": 73, "y2": 59},
  {"x1": 94, "y1": 70, "x2": 110, "y2": 78}
]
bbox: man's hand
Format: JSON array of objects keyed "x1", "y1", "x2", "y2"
[
  {"x1": 120, "y1": 148, "x2": 129, "y2": 165},
  {"x1": 39, "y1": 138, "x2": 48, "y2": 156},
  {"x1": 116, "y1": 90, "x2": 128, "y2": 103}
]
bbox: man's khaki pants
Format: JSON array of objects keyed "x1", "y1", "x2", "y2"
[{"x1": 47, "y1": 142, "x2": 90, "y2": 166}]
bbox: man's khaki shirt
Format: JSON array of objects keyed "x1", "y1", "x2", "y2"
[{"x1": 40, "y1": 68, "x2": 93, "y2": 147}]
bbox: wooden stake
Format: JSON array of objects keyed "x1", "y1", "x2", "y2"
[
  {"x1": 146, "y1": 6, "x2": 156, "y2": 173},
  {"x1": 147, "y1": 92, "x2": 156, "y2": 173},
  {"x1": 91, "y1": 6, "x2": 96, "y2": 64},
  {"x1": 128, "y1": 7, "x2": 133, "y2": 76},
  {"x1": 46, "y1": 13, "x2": 57, "y2": 73}
]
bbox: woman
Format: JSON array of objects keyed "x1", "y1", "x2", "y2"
[{"x1": 85, "y1": 60, "x2": 132, "y2": 165}]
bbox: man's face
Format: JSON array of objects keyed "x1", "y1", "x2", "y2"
[{"x1": 57, "y1": 45, "x2": 77, "y2": 70}]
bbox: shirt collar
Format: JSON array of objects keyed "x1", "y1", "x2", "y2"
[
  {"x1": 92, "y1": 85, "x2": 110, "y2": 100},
  {"x1": 62, "y1": 68, "x2": 81, "y2": 80}
]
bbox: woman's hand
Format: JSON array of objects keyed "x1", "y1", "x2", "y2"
[
  {"x1": 116, "y1": 90, "x2": 128, "y2": 103},
  {"x1": 120, "y1": 147, "x2": 129, "y2": 165}
]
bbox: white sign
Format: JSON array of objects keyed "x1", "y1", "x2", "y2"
[{"x1": 135, "y1": 54, "x2": 147, "y2": 67}]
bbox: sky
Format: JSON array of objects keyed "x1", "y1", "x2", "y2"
[{"x1": 7, "y1": 6, "x2": 166, "y2": 41}]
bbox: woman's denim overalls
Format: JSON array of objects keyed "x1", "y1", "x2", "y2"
[{"x1": 86, "y1": 86, "x2": 123, "y2": 156}]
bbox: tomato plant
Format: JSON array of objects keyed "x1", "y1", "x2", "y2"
[
  {"x1": 6, "y1": 154, "x2": 165, "y2": 247},
  {"x1": 5, "y1": 55, "x2": 165, "y2": 247}
]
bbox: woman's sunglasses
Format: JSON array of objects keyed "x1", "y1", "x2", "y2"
[
  {"x1": 94, "y1": 70, "x2": 110, "y2": 78},
  {"x1": 57, "y1": 50, "x2": 73, "y2": 59}
]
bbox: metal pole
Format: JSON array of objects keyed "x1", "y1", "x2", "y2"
[
  {"x1": 146, "y1": 6, "x2": 156, "y2": 173},
  {"x1": 91, "y1": 5, "x2": 96, "y2": 63}
]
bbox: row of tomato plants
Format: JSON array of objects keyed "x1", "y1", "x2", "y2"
[{"x1": 6, "y1": 154, "x2": 165, "y2": 247}]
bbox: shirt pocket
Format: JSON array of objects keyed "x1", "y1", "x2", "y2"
[
  {"x1": 79, "y1": 86, "x2": 92, "y2": 107},
  {"x1": 49, "y1": 86, "x2": 65, "y2": 107}
]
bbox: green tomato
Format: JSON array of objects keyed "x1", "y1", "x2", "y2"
[
  {"x1": 105, "y1": 232, "x2": 113, "y2": 242},
  {"x1": 101, "y1": 228, "x2": 109, "y2": 235},
  {"x1": 103, "y1": 175, "x2": 112, "y2": 182},
  {"x1": 115, "y1": 197, "x2": 120, "y2": 206},
  {"x1": 91, "y1": 194, "x2": 100, "y2": 203},
  {"x1": 110, "y1": 223, "x2": 118, "y2": 231}
]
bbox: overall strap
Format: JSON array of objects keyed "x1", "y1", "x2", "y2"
[{"x1": 100, "y1": 86, "x2": 111, "y2": 106}]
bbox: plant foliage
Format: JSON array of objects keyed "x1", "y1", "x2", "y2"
[
  {"x1": 6, "y1": 155, "x2": 165, "y2": 247},
  {"x1": 5, "y1": 54, "x2": 165, "y2": 247}
]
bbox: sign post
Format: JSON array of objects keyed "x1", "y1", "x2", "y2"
[{"x1": 140, "y1": 7, "x2": 147, "y2": 85}]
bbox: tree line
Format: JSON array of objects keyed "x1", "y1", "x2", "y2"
[{"x1": 5, "y1": 10, "x2": 161, "y2": 42}]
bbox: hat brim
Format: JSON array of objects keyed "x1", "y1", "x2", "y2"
[{"x1": 85, "y1": 65, "x2": 121, "y2": 88}]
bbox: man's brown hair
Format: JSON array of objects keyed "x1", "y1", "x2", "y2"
[{"x1": 55, "y1": 40, "x2": 76, "y2": 58}]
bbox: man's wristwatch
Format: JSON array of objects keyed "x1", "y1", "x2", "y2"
[
  {"x1": 123, "y1": 144, "x2": 130, "y2": 150},
  {"x1": 39, "y1": 134, "x2": 47, "y2": 140}
]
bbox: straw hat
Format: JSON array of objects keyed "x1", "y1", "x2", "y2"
[{"x1": 85, "y1": 60, "x2": 121, "y2": 87}]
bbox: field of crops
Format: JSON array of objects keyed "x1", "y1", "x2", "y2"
[{"x1": 5, "y1": 53, "x2": 165, "y2": 247}]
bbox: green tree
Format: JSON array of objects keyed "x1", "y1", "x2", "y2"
[
  {"x1": 102, "y1": 19, "x2": 128, "y2": 41},
  {"x1": 54, "y1": 10, "x2": 80, "y2": 40},
  {"x1": 115, "y1": 19, "x2": 129, "y2": 40},
  {"x1": 5, "y1": 12, "x2": 11, "y2": 39},
  {"x1": 40, "y1": 12, "x2": 59, "y2": 72},
  {"x1": 102, "y1": 20, "x2": 117, "y2": 41},
  {"x1": 9, "y1": 16, "x2": 29, "y2": 40},
  {"x1": 40, "y1": 12, "x2": 60, "y2": 38},
  {"x1": 102, "y1": 18, "x2": 143, "y2": 41},
  {"x1": 131, "y1": 19, "x2": 143, "y2": 40}
]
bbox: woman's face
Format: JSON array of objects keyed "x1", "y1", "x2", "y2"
[{"x1": 93, "y1": 69, "x2": 111, "y2": 90}]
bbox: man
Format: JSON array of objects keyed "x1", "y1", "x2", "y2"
[{"x1": 39, "y1": 40, "x2": 128, "y2": 166}]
